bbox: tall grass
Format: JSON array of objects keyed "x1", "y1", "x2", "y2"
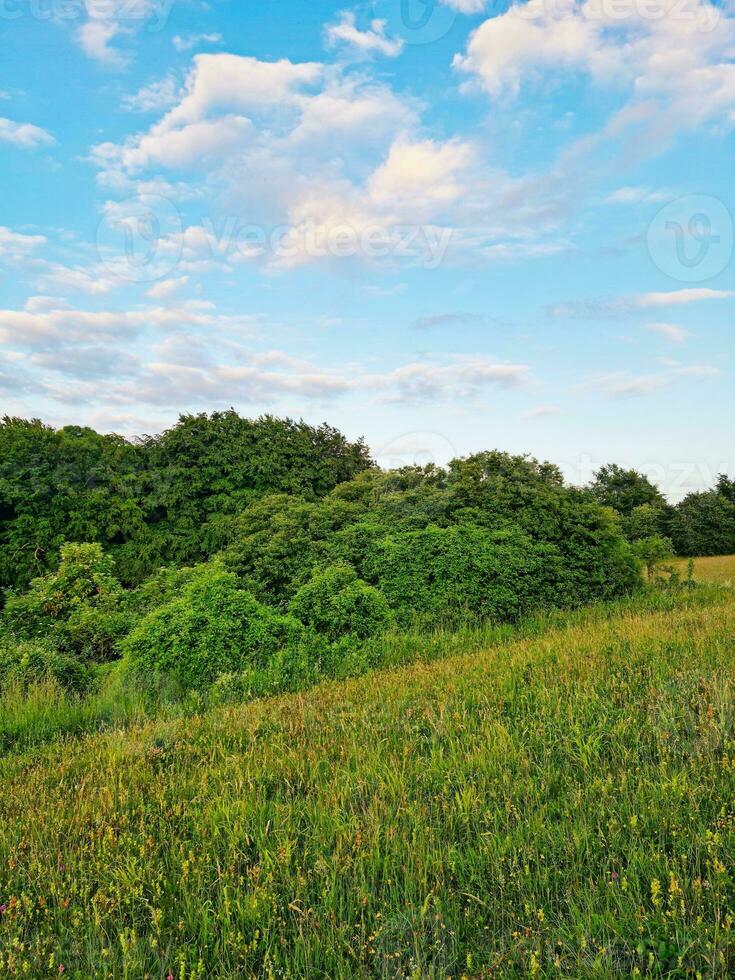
[
  {"x1": 671, "y1": 553, "x2": 735, "y2": 586},
  {"x1": 0, "y1": 667, "x2": 149, "y2": 756},
  {"x1": 1, "y1": 585, "x2": 735, "y2": 977},
  {"x1": 0, "y1": 585, "x2": 721, "y2": 757}
]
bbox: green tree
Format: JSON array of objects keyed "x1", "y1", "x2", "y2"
[
  {"x1": 589, "y1": 464, "x2": 666, "y2": 517},
  {"x1": 3, "y1": 542, "x2": 129, "y2": 661},
  {"x1": 632, "y1": 535, "x2": 675, "y2": 582},
  {"x1": 122, "y1": 564, "x2": 305, "y2": 693},
  {"x1": 671, "y1": 491, "x2": 735, "y2": 556},
  {"x1": 716, "y1": 474, "x2": 735, "y2": 506},
  {"x1": 289, "y1": 563, "x2": 392, "y2": 641}
]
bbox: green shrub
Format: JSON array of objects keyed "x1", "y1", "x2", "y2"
[
  {"x1": 3, "y1": 542, "x2": 130, "y2": 661},
  {"x1": 289, "y1": 563, "x2": 393, "y2": 642},
  {"x1": 364, "y1": 524, "x2": 568, "y2": 626},
  {"x1": 0, "y1": 639, "x2": 92, "y2": 693},
  {"x1": 122, "y1": 564, "x2": 305, "y2": 693},
  {"x1": 633, "y1": 535, "x2": 675, "y2": 582}
]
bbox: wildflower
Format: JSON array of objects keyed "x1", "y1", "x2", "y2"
[
  {"x1": 58, "y1": 967, "x2": 65, "y2": 975},
  {"x1": 0, "y1": 905, "x2": 6, "y2": 914},
  {"x1": 611, "y1": 872, "x2": 619, "y2": 881}
]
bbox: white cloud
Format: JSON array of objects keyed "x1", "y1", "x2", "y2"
[
  {"x1": 325, "y1": 12, "x2": 404, "y2": 59},
  {"x1": 0, "y1": 226, "x2": 46, "y2": 260},
  {"x1": 76, "y1": 0, "x2": 171, "y2": 67},
  {"x1": 0, "y1": 117, "x2": 54, "y2": 149},
  {"x1": 442, "y1": 0, "x2": 486, "y2": 10},
  {"x1": 289, "y1": 79, "x2": 415, "y2": 143},
  {"x1": 454, "y1": 0, "x2": 735, "y2": 145},
  {"x1": 589, "y1": 361, "x2": 723, "y2": 398},
  {"x1": 78, "y1": 18, "x2": 125, "y2": 68},
  {"x1": 36, "y1": 263, "x2": 121, "y2": 297},
  {"x1": 604, "y1": 186, "x2": 671, "y2": 205},
  {"x1": 604, "y1": 374, "x2": 670, "y2": 398},
  {"x1": 164, "y1": 54, "x2": 323, "y2": 128},
  {"x1": 636, "y1": 288, "x2": 735, "y2": 309},
  {"x1": 368, "y1": 137, "x2": 473, "y2": 210},
  {"x1": 550, "y1": 287, "x2": 735, "y2": 318},
  {"x1": 521, "y1": 405, "x2": 562, "y2": 420},
  {"x1": 123, "y1": 75, "x2": 180, "y2": 113},
  {"x1": 646, "y1": 321, "x2": 691, "y2": 343},
  {"x1": 172, "y1": 33, "x2": 223, "y2": 53},
  {"x1": 369, "y1": 355, "x2": 530, "y2": 403},
  {"x1": 146, "y1": 276, "x2": 189, "y2": 299}
]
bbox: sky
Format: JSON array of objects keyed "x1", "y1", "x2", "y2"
[{"x1": 0, "y1": 0, "x2": 733, "y2": 499}]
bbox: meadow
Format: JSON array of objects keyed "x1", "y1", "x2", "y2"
[
  {"x1": 2, "y1": 583, "x2": 735, "y2": 978},
  {"x1": 672, "y1": 554, "x2": 735, "y2": 586}
]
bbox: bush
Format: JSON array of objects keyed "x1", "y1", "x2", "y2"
[
  {"x1": 2, "y1": 542, "x2": 130, "y2": 661},
  {"x1": 0, "y1": 639, "x2": 92, "y2": 693},
  {"x1": 289, "y1": 563, "x2": 393, "y2": 642},
  {"x1": 633, "y1": 535, "x2": 675, "y2": 582},
  {"x1": 122, "y1": 564, "x2": 305, "y2": 693},
  {"x1": 364, "y1": 525, "x2": 569, "y2": 626}
]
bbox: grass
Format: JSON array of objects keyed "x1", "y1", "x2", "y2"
[
  {"x1": 0, "y1": 588, "x2": 712, "y2": 758},
  {"x1": 2, "y1": 584, "x2": 735, "y2": 978},
  {"x1": 671, "y1": 554, "x2": 735, "y2": 586}
]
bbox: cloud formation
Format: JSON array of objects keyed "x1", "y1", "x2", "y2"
[{"x1": 0, "y1": 117, "x2": 54, "y2": 149}]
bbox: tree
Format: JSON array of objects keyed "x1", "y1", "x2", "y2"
[
  {"x1": 2, "y1": 542, "x2": 129, "y2": 661},
  {"x1": 671, "y1": 491, "x2": 735, "y2": 556},
  {"x1": 289, "y1": 563, "x2": 392, "y2": 641},
  {"x1": 589, "y1": 464, "x2": 666, "y2": 517},
  {"x1": 0, "y1": 412, "x2": 372, "y2": 595},
  {"x1": 122, "y1": 564, "x2": 304, "y2": 693},
  {"x1": 633, "y1": 536, "x2": 675, "y2": 582},
  {"x1": 0, "y1": 417, "x2": 146, "y2": 594},
  {"x1": 716, "y1": 474, "x2": 735, "y2": 506}
]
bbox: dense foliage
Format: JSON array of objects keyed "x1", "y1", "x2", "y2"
[
  {"x1": 0, "y1": 412, "x2": 731, "y2": 702},
  {"x1": 0, "y1": 412, "x2": 371, "y2": 593}
]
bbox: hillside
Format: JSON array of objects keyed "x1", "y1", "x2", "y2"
[{"x1": 2, "y1": 586, "x2": 734, "y2": 977}]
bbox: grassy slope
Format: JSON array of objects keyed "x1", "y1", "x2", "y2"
[
  {"x1": 2, "y1": 588, "x2": 735, "y2": 978},
  {"x1": 671, "y1": 554, "x2": 735, "y2": 586}
]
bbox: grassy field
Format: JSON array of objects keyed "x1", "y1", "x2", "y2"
[
  {"x1": 2, "y1": 586, "x2": 735, "y2": 978},
  {"x1": 671, "y1": 554, "x2": 735, "y2": 586}
]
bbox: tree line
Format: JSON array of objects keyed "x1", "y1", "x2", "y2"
[{"x1": 0, "y1": 412, "x2": 731, "y2": 699}]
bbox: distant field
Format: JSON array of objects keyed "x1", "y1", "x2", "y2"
[
  {"x1": 2, "y1": 587, "x2": 735, "y2": 978},
  {"x1": 672, "y1": 553, "x2": 735, "y2": 584}
]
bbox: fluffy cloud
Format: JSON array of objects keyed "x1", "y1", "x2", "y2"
[
  {"x1": 324, "y1": 12, "x2": 404, "y2": 58},
  {"x1": 76, "y1": 0, "x2": 172, "y2": 67},
  {"x1": 0, "y1": 227, "x2": 46, "y2": 260},
  {"x1": 590, "y1": 362, "x2": 722, "y2": 398},
  {"x1": 454, "y1": 0, "x2": 734, "y2": 144},
  {"x1": 549, "y1": 288, "x2": 735, "y2": 318},
  {"x1": 0, "y1": 117, "x2": 54, "y2": 149},
  {"x1": 635, "y1": 289, "x2": 735, "y2": 309},
  {"x1": 146, "y1": 276, "x2": 189, "y2": 299},
  {"x1": 123, "y1": 75, "x2": 180, "y2": 113},
  {"x1": 369, "y1": 356, "x2": 530, "y2": 403},
  {"x1": 368, "y1": 138, "x2": 473, "y2": 210}
]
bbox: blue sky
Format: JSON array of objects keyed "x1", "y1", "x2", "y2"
[{"x1": 0, "y1": 0, "x2": 733, "y2": 498}]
